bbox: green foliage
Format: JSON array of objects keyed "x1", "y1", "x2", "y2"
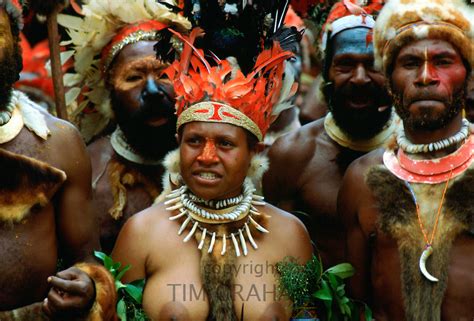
[
  {"x1": 277, "y1": 255, "x2": 372, "y2": 321},
  {"x1": 94, "y1": 251, "x2": 149, "y2": 321}
]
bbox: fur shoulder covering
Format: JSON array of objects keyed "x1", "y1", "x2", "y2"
[
  {"x1": 445, "y1": 169, "x2": 474, "y2": 234},
  {"x1": 365, "y1": 165, "x2": 473, "y2": 321},
  {"x1": 365, "y1": 165, "x2": 416, "y2": 234},
  {"x1": 0, "y1": 148, "x2": 66, "y2": 223}
]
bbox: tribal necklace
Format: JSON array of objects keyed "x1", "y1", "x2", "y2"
[
  {"x1": 0, "y1": 92, "x2": 24, "y2": 144},
  {"x1": 0, "y1": 92, "x2": 18, "y2": 126},
  {"x1": 324, "y1": 110, "x2": 399, "y2": 152},
  {"x1": 110, "y1": 127, "x2": 163, "y2": 166},
  {"x1": 404, "y1": 171, "x2": 452, "y2": 282},
  {"x1": 384, "y1": 132, "x2": 473, "y2": 184},
  {"x1": 164, "y1": 178, "x2": 269, "y2": 257},
  {"x1": 397, "y1": 118, "x2": 470, "y2": 154}
]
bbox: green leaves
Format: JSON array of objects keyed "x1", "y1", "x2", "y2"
[
  {"x1": 326, "y1": 263, "x2": 355, "y2": 279},
  {"x1": 277, "y1": 254, "x2": 372, "y2": 320},
  {"x1": 94, "y1": 251, "x2": 149, "y2": 321}
]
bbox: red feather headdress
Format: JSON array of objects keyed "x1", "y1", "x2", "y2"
[{"x1": 164, "y1": 28, "x2": 296, "y2": 142}]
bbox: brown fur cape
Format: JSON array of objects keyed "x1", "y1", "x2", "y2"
[
  {"x1": 107, "y1": 157, "x2": 161, "y2": 220},
  {"x1": 196, "y1": 215, "x2": 269, "y2": 321},
  {"x1": 366, "y1": 166, "x2": 473, "y2": 321},
  {"x1": 0, "y1": 147, "x2": 66, "y2": 224}
]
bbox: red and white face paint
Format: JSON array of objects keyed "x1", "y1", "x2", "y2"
[{"x1": 391, "y1": 39, "x2": 467, "y2": 129}]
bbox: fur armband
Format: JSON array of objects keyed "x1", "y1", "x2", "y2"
[{"x1": 75, "y1": 263, "x2": 118, "y2": 321}]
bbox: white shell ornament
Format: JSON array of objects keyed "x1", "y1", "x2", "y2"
[{"x1": 419, "y1": 245, "x2": 439, "y2": 282}]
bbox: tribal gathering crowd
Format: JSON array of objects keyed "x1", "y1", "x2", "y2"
[{"x1": 0, "y1": 0, "x2": 472, "y2": 320}]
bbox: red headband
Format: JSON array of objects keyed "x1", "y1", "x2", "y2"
[{"x1": 101, "y1": 20, "x2": 168, "y2": 72}]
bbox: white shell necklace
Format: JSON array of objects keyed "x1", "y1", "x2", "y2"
[
  {"x1": 164, "y1": 178, "x2": 269, "y2": 257},
  {"x1": 397, "y1": 118, "x2": 470, "y2": 154}
]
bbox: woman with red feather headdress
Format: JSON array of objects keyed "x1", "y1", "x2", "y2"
[{"x1": 111, "y1": 2, "x2": 312, "y2": 320}]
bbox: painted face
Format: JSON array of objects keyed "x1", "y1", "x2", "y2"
[
  {"x1": 391, "y1": 39, "x2": 467, "y2": 130},
  {"x1": 466, "y1": 76, "x2": 474, "y2": 123},
  {"x1": 327, "y1": 27, "x2": 391, "y2": 139},
  {"x1": 109, "y1": 40, "x2": 178, "y2": 158},
  {"x1": 179, "y1": 122, "x2": 254, "y2": 201},
  {"x1": 109, "y1": 40, "x2": 175, "y2": 127}
]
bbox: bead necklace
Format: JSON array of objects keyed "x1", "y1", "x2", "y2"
[
  {"x1": 164, "y1": 178, "x2": 269, "y2": 257},
  {"x1": 397, "y1": 118, "x2": 470, "y2": 154},
  {"x1": 110, "y1": 127, "x2": 163, "y2": 166},
  {"x1": 0, "y1": 93, "x2": 18, "y2": 126},
  {"x1": 187, "y1": 191, "x2": 244, "y2": 209}
]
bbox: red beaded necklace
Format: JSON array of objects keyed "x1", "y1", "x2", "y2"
[{"x1": 384, "y1": 136, "x2": 474, "y2": 184}]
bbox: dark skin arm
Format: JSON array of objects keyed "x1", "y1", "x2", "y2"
[
  {"x1": 42, "y1": 121, "x2": 99, "y2": 319},
  {"x1": 338, "y1": 152, "x2": 381, "y2": 303},
  {"x1": 263, "y1": 133, "x2": 304, "y2": 212}
]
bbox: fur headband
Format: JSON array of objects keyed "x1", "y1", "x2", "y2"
[{"x1": 374, "y1": 0, "x2": 474, "y2": 73}]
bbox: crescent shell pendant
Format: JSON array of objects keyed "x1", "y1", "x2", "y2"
[{"x1": 419, "y1": 245, "x2": 439, "y2": 282}]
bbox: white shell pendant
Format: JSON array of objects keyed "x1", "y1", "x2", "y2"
[{"x1": 419, "y1": 245, "x2": 439, "y2": 282}]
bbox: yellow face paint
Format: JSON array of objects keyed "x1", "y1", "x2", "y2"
[{"x1": 422, "y1": 47, "x2": 429, "y2": 85}]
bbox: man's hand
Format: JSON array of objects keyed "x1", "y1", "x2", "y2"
[{"x1": 42, "y1": 267, "x2": 96, "y2": 320}]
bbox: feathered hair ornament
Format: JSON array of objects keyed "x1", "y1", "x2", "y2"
[
  {"x1": 58, "y1": 0, "x2": 191, "y2": 142},
  {"x1": 319, "y1": 0, "x2": 383, "y2": 53},
  {"x1": 163, "y1": 28, "x2": 297, "y2": 141}
]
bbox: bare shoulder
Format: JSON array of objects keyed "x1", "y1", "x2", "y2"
[
  {"x1": 119, "y1": 203, "x2": 171, "y2": 239},
  {"x1": 87, "y1": 136, "x2": 112, "y2": 155},
  {"x1": 261, "y1": 203, "x2": 313, "y2": 261},
  {"x1": 40, "y1": 109, "x2": 82, "y2": 140},
  {"x1": 338, "y1": 149, "x2": 384, "y2": 223},
  {"x1": 268, "y1": 119, "x2": 325, "y2": 164},
  {"x1": 344, "y1": 148, "x2": 384, "y2": 184},
  {"x1": 86, "y1": 136, "x2": 113, "y2": 174}
]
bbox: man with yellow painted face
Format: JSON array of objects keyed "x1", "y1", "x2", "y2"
[
  {"x1": 0, "y1": 1, "x2": 116, "y2": 319},
  {"x1": 60, "y1": 0, "x2": 191, "y2": 253},
  {"x1": 111, "y1": 28, "x2": 312, "y2": 320},
  {"x1": 339, "y1": 0, "x2": 474, "y2": 319},
  {"x1": 263, "y1": 0, "x2": 395, "y2": 268}
]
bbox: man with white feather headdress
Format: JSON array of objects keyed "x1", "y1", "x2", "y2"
[{"x1": 59, "y1": 0, "x2": 191, "y2": 253}]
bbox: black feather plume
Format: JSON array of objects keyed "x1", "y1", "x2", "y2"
[{"x1": 182, "y1": 0, "x2": 293, "y2": 74}]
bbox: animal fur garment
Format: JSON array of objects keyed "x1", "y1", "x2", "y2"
[
  {"x1": 197, "y1": 213, "x2": 269, "y2": 321},
  {"x1": 373, "y1": 0, "x2": 474, "y2": 72},
  {"x1": 75, "y1": 263, "x2": 118, "y2": 321},
  {"x1": 107, "y1": 158, "x2": 161, "y2": 220},
  {"x1": 200, "y1": 231, "x2": 238, "y2": 321},
  {"x1": 366, "y1": 166, "x2": 472, "y2": 321},
  {"x1": 0, "y1": 302, "x2": 49, "y2": 320},
  {"x1": 0, "y1": 148, "x2": 66, "y2": 224}
]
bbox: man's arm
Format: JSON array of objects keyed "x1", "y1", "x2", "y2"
[
  {"x1": 337, "y1": 159, "x2": 372, "y2": 302},
  {"x1": 53, "y1": 121, "x2": 98, "y2": 263},
  {"x1": 263, "y1": 133, "x2": 302, "y2": 212},
  {"x1": 43, "y1": 121, "x2": 116, "y2": 320}
]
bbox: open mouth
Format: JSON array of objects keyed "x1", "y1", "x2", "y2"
[
  {"x1": 196, "y1": 172, "x2": 219, "y2": 180},
  {"x1": 192, "y1": 171, "x2": 222, "y2": 184},
  {"x1": 347, "y1": 98, "x2": 372, "y2": 109},
  {"x1": 410, "y1": 99, "x2": 443, "y2": 106}
]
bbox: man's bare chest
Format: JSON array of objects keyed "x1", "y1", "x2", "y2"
[{"x1": 0, "y1": 207, "x2": 58, "y2": 310}]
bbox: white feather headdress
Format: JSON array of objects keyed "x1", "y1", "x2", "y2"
[{"x1": 58, "y1": 0, "x2": 191, "y2": 142}]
